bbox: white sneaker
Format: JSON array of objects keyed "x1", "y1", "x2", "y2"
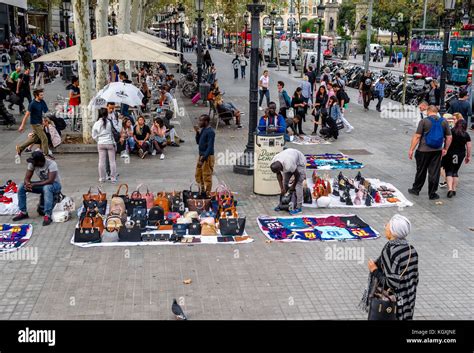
[
  {"x1": 120, "y1": 151, "x2": 128, "y2": 158},
  {"x1": 160, "y1": 153, "x2": 165, "y2": 160},
  {"x1": 152, "y1": 150, "x2": 157, "y2": 156},
  {"x1": 259, "y1": 106, "x2": 263, "y2": 111},
  {"x1": 346, "y1": 126, "x2": 354, "y2": 133}
]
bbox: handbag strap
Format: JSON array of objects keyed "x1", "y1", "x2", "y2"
[
  {"x1": 116, "y1": 183, "x2": 129, "y2": 196},
  {"x1": 399, "y1": 245, "x2": 412, "y2": 278}
]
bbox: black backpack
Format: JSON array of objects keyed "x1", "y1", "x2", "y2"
[
  {"x1": 1, "y1": 55, "x2": 7, "y2": 63},
  {"x1": 148, "y1": 206, "x2": 164, "y2": 226},
  {"x1": 341, "y1": 89, "x2": 350, "y2": 104}
]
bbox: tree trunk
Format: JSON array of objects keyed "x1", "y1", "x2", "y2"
[
  {"x1": 47, "y1": 1, "x2": 52, "y2": 35},
  {"x1": 118, "y1": 0, "x2": 131, "y2": 74},
  {"x1": 130, "y1": 0, "x2": 140, "y2": 33},
  {"x1": 139, "y1": 0, "x2": 147, "y2": 31},
  {"x1": 73, "y1": 0, "x2": 96, "y2": 143},
  {"x1": 95, "y1": 0, "x2": 109, "y2": 91}
]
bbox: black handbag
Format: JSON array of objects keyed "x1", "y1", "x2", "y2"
[
  {"x1": 173, "y1": 223, "x2": 188, "y2": 236},
  {"x1": 74, "y1": 227, "x2": 101, "y2": 243},
  {"x1": 148, "y1": 206, "x2": 165, "y2": 225},
  {"x1": 171, "y1": 197, "x2": 185, "y2": 214},
  {"x1": 131, "y1": 206, "x2": 147, "y2": 222},
  {"x1": 118, "y1": 221, "x2": 143, "y2": 242},
  {"x1": 219, "y1": 217, "x2": 246, "y2": 236},
  {"x1": 188, "y1": 223, "x2": 201, "y2": 235},
  {"x1": 303, "y1": 187, "x2": 312, "y2": 204},
  {"x1": 83, "y1": 199, "x2": 107, "y2": 215},
  {"x1": 183, "y1": 183, "x2": 208, "y2": 205},
  {"x1": 129, "y1": 191, "x2": 148, "y2": 212},
  {"x1": 368, "y1": 278, "x2": 397, "y2": 321}
]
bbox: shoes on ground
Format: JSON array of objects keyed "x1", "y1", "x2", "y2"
[
  {"x1": 429, "y1": 193, "x2": 440, "y2": 200},
  {"x1": 13, "y1": 212, "x2": 29, "y2": 222},
  {"x1": 439, "y1": 182, "x2": 447, "y2": 188},
  {"x1": 289, "y1": 208, "x2": 302, "y2": 215},
  {"x1": 408, "y1": 188, "x2": 419, "y2": 196},
  {"x1": 43, "y1": 215, "x2": 52, "y2": 226}
]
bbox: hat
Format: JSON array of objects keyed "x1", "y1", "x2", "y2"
[{"x1": 26, "y1": 151, "x2": 46, "y2": 165}]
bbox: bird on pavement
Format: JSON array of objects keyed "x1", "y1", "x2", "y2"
[{"x1": 172, "y1": 299, "x2": 187, "y2": 320}]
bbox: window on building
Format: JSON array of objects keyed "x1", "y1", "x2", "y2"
[{"x1": 313, "y1": 6, "x2": 317, "y2": 15}]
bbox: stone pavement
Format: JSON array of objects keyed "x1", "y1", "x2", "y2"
[{"x1": 0, "y1": 50, "x2": 472, "y2": 320}]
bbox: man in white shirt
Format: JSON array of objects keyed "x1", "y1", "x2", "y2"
[{"x1": 270, "y1": 148, "x2": 307, "y2": 214}]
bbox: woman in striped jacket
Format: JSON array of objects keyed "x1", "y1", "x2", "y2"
[{"x1": 361, "y1": 214, "x2": 419, "y2": 320}]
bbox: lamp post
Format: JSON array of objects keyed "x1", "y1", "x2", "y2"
[
  {"x1": 316, "y1": 2, "x2": 325, "y2": 77},
  {"x1": 385, "y1": 17, "x2": 397, "y2": 67},
  {"x1": 63, "y1": 0, "x2": 71, "y2": 47},
  {"x1": 439, "y1": 0, "x2": 455, "y2": 115},
  {"x1": 172, "y1": 9, "x2": 178, "y2": 51},
  {"x1": 342, "y1": 19, "x2": 349, "y2": 60},
  {"x1": 178, "y1": 3, "x2": 185, "y2": 64},
  {"x1": 195, "y1": 0, "x2": 204, "y2": 87},
  {"x1": 288, "y1": 16, "x2": 295, "y2": 74},
  {"x1": 234, "y1": 0, "x2": 265, "y2": 175},
  {"x1": 244, "y1": 13, "x2": 249, "y2": 56},
  {"x1": 267, "y1": 9, "x2": 277, "y2": 68}
]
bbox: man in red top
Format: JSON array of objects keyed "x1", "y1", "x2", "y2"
[{"x1": 67, "y1": 76, "x2": 80, "y2": 107}]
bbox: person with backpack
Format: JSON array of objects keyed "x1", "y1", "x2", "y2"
[
  {"x1": 0, "y1": 49, "x2": 10, "y2": 76},
  {"x1": 277, "y1": 81, "x2": 291, "y2": 119},
  {"x1": 333, "y1": 84, "x2": 354, "y2": 133},
  {"x1": 408, "y1": 105, "x2": 452, "y2": 200},
  {"x1": 232, "y1": 55, "x2": 240, "y2": 79},
  {"x1": 374, "y1": 76, "x2": 388, "y2": 112},
  {"x1": 239, "y1": 54, "x2": 248, "y2": 79}
]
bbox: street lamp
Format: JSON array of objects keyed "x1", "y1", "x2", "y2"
[
  {"x1": 288, "y1": 16, "x2": 295, "y2": 74},
  {"x1": 62, "y1": 0, "x2": 71, "y2": 47},
  {"x1": 316, "y1": 2, "x2": 325, "y2": 77},
  {"x1": 342, "y1": 19, "x2": 349, "y2": 60},
  {"x1": 195, "y1": 0, "x2": 204, "y2": 87},
  {"x1": 267, "y1": 9, "x2": 277, "y2": 68},
  {"x1": 439, "y1": 0, "x2": 456, "y2": 114},
  {"x1": 462, "y1": 13, "x2": 470, "y2": 27},
  {"x1": 385, "y1": 17, "x2": 397, "y2": 67},
  {"x1": 178, "y1": 3, "x2": 185, "y2": 64},
  {"x1": 234, "y1": 0, "x2": 265, "y2": 175},
  {"x1": 172, "y1": 9, "x2": 178, "y2": 51},
  {"x1": 244, "y1": 12, "x2": 249, "y2": 56}
]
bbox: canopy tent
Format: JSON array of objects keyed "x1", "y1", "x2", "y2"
[
  {"x1": 125, "y1": 33, "x2": 180, "y2": 54},
  {"x1": 140, "y1": 31, "x2": 167, "y2": 43},
  {"x1": 32, "y1": 34, "x2": 180, "y2": 64}
]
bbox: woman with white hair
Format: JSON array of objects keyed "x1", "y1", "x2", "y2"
[{"x1": 360, "y1": 214, "x2": 419, "y2": 320}]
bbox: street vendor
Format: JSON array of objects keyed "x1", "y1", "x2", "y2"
[
  {"x1": 270, "y1": 148, "x2": 307, "y2": 215},
  {"x1": 257, "y1": 102, "x2": 286, "y2": 135}
]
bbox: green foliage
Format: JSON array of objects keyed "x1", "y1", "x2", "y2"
[
  {"x1": 338, "y1": 0, "x2": 356, "y2": 33},
  {"x1": 382, "y1": 44, "x2": 407, "y2": 57},
  {"x1": 357, "y1": 30, "x2": 377, "y2": 53},
  {"x1": 301, "y1": 19, "x2": 317, "y2": 34}
]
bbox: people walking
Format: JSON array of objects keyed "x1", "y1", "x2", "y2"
[
  {"x1": 291, "y1": 87, "x2": 307, "y2": 135},
  {"x1": 333, "y1": 84, "x2": 354, "y2": 133},
  {"x1": 447, "y1": 89, "x2": 472, "y2": 122},
  {"x1": 194, "y1": 114, "x2": 215, "y2": 195},
  {"x1": 360, "y1": 214, "x2": 419, "y2": 320},
  {"x1": 426, "y1": 80, "x2": 441, "y2": 108},
  {"x1": 239, "y1": 54, "x2": 248, "y2": 79},
  {"x1": 312, "y1": 85, "x2": 328, "y2": 135},
  {"x1": 16, "y1": 89, "x2": 50, "y2": 158},
  {"x1": 232, "y1": 55, "x2": 240, "y2": 79},
  {"x1": 277, "y1": 81, "x2": 291, "y2": 119},
  {"x1": 408, "y1": 105, "x2": 452, "y2": 200},
  {"x1": 359, "y1": 70, "x2": 373, "y2": 111},
  {"x1": 258, "y1": 70, "x2": 270, "y2": 110},
  {"x1": 203, "y1": 50, "x2": 212, "y2": 72},
  {"x1": 441, "y1": 119, "x2": 471, "y2": 198},
  {"x1": 374, "y1": 76, "x2": 388, "y2": 112},
  {"x1": 92, "y1": 108, "x2": 117, "y2": 183},
  {"x1": 17, "y1": 67, "x2": 32, "y2": 114}
]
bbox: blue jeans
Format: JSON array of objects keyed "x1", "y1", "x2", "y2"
[
  {"x1": 259, "y1": 89, "x2": 270, "y2": 107},
  {"x1": 18, "y1": 182, "x2": 62, "y2": 216},
  {"x1": 241, "y1": 66, "x2": 246, "y2": 78},
  {"x1": 127, "y1": 137, "x2": 136, "y2": 152}
]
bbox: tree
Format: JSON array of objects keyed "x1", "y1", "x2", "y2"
[
  {"x1": 301, "y1": 19, "x2": 317, "y2": 34},
  {"x1": 95, "y1": 0, "x2": 108, "y2": 91},
  {"x1": 72, "y1": 0, "x2": 95, "y2": 143}
]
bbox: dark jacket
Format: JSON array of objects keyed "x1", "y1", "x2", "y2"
[
  {"x1": 447, "y1": 99, "x2": 472, "y2": 122},
  {"x1": 195, "y1": 126, "x2": 215, "y2": 160}
]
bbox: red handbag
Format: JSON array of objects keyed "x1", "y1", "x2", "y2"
[{"x1": 136, "y1": 184, "x2": 154, "y2": 209}]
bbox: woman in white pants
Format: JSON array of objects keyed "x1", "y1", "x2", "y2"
[
  {"x1": 334, "y1": 84, "x2": 354, "y2": 133},
  {"x1": 92, "y1": 108, "x2": 117, "y2": 183}
]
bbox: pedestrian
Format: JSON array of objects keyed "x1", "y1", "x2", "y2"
[
  {"x1": 203, "y1": 50, "x2": 212, "y2": 72},
  {"x1": 312, "y1": 85, "x2": 328, "y2": 135},
  {"x1": 92, "y1": 107, "x2": 117, "y2": 183},
  {"x1": 151, "y1": 117, "x2": 167, "y2": 159},
  {"x1": 418, "y1": 101, "x2": 429, "y2": 120},
  {"x1": 17, "y1": 67, "x2": 32, "y2": 114},
  {"x1": 359, "y1": 70, "x2": 373, "y2": 111},
  {"x1": 271, "y1": 148, "x2": 307, "y2": 215},
  {"x1": 12, "y1": 151, "x2": 62, "y2": 226},
  {"x1": 33, "y1": 60, "x2": 45, "y2": 88},
  {"x1": 258, "y1": 48, "x2": 264, "y2": 67},
  {"x1": 239, "y1": 54, "x2": 248, "y2": 79},
  {"x1": 232, "y1": 55, "x2": 240, "y2": 79},
  {"x1": 277, "y1": 80, "x2": 291, "y2": 119},
  {"x1": 321, "y1": 96, "x2": 342, "y2": 141},
  {"x1": 291, "y1": 87, "x2": 307, "y2": 135},
  {"x1": 67, "y1": 76, "x2": 81, "y2": 109},
  {"x1": 194, "y1": 114, "x2": 215, "y2": 195},
  {"x1": 333, "y1": 84, "x2": 354, "y2": 133},
  {"x1": 426, "y1": 80, "x2": 441, "y2": 108},
  {"x1": 374, "y1": 76, "x2": 388, "y2": 112},
  {"x1": 441, "y1": 119, "x2": 471, "y2": 198},
  {"x1": 299, "y1": 75, "x2": 312, "y2": 115},
  {"x1": 8, "y1": 65, "x2": 21, "y2": 111},
  {"x1": 320, "y1": 67, "x2": 332, "y2": 87},
  {"x1": 258, "y1": 70, "x2": 270, "y2": 110},
  {"x1": 397, "y1": 51, "x2": 403, "y2": 67},
  {"x1": 9, "y1": 49, "x2": 17, "y2": 73},
  {"x1": 16, "y1": 89, "x2": 50, "y2": 158},
  {"x1": 408, "y1": 105, "x2": 452, "y2": 200},
  {"x1": 360, "y1": 214, "x2": 419, "y2": 320},
  {"x1": 0, "y1": 49, "x2": 10, "y2": 76},
  {"x1": 447, "y1": 89, "x2": 472, "y2": 122},
  {"x1": 306, "y1": 66, "x2": 316, "y2": 98},
  {"x1": 352, "y1": 46, "x2": 357, "y2": 59},
  {"x1": 257, "y1": 101, "x2": 286, "y2": 134}
]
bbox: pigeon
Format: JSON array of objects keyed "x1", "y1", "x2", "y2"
[{"x1": 172, "y1": 299, "x2": 187, "y2": 320}]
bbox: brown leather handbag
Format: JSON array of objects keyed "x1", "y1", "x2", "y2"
[
  {"x1": 154, "y1": 192, "x2": 170, "y2": 213},
  {"x1": 187, "y1": 199, "x2": 211, "y2": 214},
  {"x1": 80, "y1": 214, "x2": 104, "y2": 235},
  {"x1": 83, "y1": 186, "x2": 107, "y2": 202}
]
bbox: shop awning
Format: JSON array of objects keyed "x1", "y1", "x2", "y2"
[{"x1": 3, "y1": 0, "x2": 27, "y2": 9}]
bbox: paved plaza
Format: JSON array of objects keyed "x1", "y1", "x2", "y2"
[{"x1": 0, "y1": 49, "x2": 472, "y2": 320}]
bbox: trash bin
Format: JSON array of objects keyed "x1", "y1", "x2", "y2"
[
  {"x1": 253, "y1": 133, "x2": 285, "y2": 195},
  {"x1": 199, "y1": 82, "x2": 210, "y2": 102}
]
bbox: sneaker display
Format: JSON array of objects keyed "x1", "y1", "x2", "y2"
[{"x1": 12, "y1": 212, "x2": 29, "y2": 222}]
